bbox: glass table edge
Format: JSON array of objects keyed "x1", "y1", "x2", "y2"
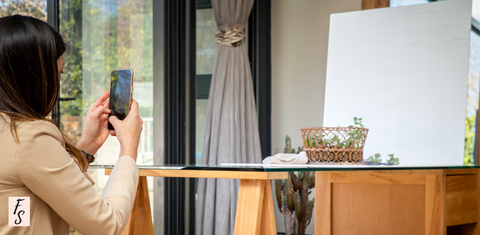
[{"x1": 89, "y1": 164, "x2": 480, "y2": 172}]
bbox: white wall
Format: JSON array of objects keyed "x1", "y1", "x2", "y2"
[
  {"x1": 271, "y1": 0, "x2": 362, "y2": 153},
  {"x1": 271, "y1": 1, "x2": 362, "y2": 233}
]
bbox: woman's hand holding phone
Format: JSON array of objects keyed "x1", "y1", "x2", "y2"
[
  {"x1": 108, "y1": 99, "x2": 143, "y2": 161},
  {"x1": 77, "y1": 90, "x2": 112, "y2": 155}
]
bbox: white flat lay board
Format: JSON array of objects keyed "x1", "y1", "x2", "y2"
[{"x1": 324, "y1": 0, "x2": 472, "y2": 165}]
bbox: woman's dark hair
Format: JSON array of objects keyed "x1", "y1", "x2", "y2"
[{"x1": 0, "y1": 15, "x2": 88, "y2": 171}]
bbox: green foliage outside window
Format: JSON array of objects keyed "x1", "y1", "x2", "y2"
[
  {"x1": 464, "y1": 115, "x2": 476, "y2": 166},
  {"x1": 60, "y1": 0, "x2": 83, "y2": 116},
  {"x1": 0, "y1": 0, "x2": 46, "y2": 20},
  {"x1": 59, "y1": 0, "x2": 153, "y2": 118}
]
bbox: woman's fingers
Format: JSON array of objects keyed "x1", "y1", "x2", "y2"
[
  {"x1": 100, "y1": 113, "x2": 110, "y2": 122},
  {"x1": 113, "y1": 100, "x2": 142, "y2": 160},
  {"x1": 103, "y1": 98, "x2": 110, "y2": 109},
  {"x1": 109, "y1": 115, "x2": 120, "y2": 128},
  {"x1": 128, "y1": 100, "x2": 139, "y2": 116},
  {"x1": 90, "y1": 105, "x2": 110, "y2": 119}
]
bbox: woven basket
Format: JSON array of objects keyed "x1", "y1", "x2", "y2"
[{"x1": 300, "y1": 127, "x2": 369, "y2": 163}]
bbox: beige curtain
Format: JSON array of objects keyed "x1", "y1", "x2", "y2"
[{"x1": 195, "y1": 0, "x2": 261, "y2": 234}]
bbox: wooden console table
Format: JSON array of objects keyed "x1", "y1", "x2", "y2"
[
  {"x1": 316, "y1": 168, "x2": 479, "y2": 235},
  {"x1": 96, "y1": 165, "x2": 480, "y2": 235}
]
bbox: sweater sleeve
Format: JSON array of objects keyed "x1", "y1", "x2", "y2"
[{"x1": 15, "y1": 121, "x2": 139, "y2": 235}]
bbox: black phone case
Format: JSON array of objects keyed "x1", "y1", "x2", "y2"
[{"x1": 108, "y1": 69, "x2": 134, "y2": 131}]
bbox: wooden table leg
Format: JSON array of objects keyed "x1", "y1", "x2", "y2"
[
  {"x1": 260, "y1": 180, "x2": 277, "y2": 235},
  {"x1": 315, "y1": 172, "x2": 331, "y2": 235},
  {"x1": 425, "y1": 174, "x2": 444, "y2": 235},
  {"x1": 121, "y1": 176, "x2": 154, "y2": 235},
  {"x1": 234, "y1": 179, "x2": 277, "y2": 235}
]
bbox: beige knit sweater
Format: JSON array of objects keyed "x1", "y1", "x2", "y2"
[{"x1": 0, "y1": 116, "x2": 139, "y2": 235}]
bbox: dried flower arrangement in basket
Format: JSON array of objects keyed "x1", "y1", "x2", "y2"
[{"x1": 300, "y1": 117, "x2": 368, "y2": 163}]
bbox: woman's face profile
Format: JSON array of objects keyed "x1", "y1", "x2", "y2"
[{"x1": 57, "y1": 55, "x2": 64, "y2": 75}]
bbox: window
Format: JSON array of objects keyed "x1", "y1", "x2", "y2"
[
  {"x1": 465, "y1": 30, "x2": 480, "y2": 165},
  {"x1": 58, "y1": 0, "x2": 158, "y2": 233},
  {"x1": 465, "y1": 8, "x2": 480, "y2": 164},
  {"x1": 390, "y1": 0, "x2": 428, "y2": 7},
  {"x1": 195, "y1": 6, "x2": 216, "y2": 164},
  {"x1": 0, "y1": 0, "x2": 47, "y2": 20}
]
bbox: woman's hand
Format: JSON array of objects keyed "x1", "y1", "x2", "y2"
[
  {"x1": 109, "y1": 100, "x2": 143, "y2": 161},
  {"x1": 76, "y1": 90, "x2": 111, "y2": 155}
]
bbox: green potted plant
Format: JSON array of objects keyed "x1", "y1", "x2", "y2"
[
  {"x1": 301, "y1": 117, "x2": 369, "y2": 163},
  {"x1": 386, "y1": 154, "x2": 400, "y2": 165},
  {"x1": 366, "y1": 153, "x2": 382, "y2": 165},
  {"x1": 274, "y1": 135, "x2": 314, "y2": 235},
  {"x1": 365, "y1": 153, "x2": 400, "y2": 165}
]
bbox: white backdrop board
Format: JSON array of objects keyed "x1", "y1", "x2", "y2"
[{"x1": 324, "y1": 0, "x2": 472, "y2": 165}]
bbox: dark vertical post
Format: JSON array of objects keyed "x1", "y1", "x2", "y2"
[
  {"x1": 164, "y1": 1, "x2": 185, "y2": 234},
  {"x1": 47, "y1": 0, "x2": 60, "y2": 125},
  {"x1": 47, "y1": 0, "x2": 59, "y2": 30},
  {"x1": 164, "y1": 0, "x2": 195, "y2": 234},
  {"x1": 248, "y1": 0, "x2": 272, "y2": 159},
  {"x1": 185, "y1": 0, "x2": 196, "y2": 234}
]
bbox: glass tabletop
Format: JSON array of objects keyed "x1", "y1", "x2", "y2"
[{"x1": 89, "y1": 163, "x2": 480, "y2": 172}]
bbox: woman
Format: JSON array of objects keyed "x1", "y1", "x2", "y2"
[{"x1": 0, "y1": 15, "x2": 143, "y2": 235}]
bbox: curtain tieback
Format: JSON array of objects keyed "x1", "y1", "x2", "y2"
[{"x1": 214, "y1": 25, "x2": 245, "y2": 47}]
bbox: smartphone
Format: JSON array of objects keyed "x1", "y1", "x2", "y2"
[{"x1": 108, "y1": 69, "x2": 134, "y2": 130}]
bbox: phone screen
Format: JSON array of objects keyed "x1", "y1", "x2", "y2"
[{"x1": 108, "y1": 69, "x2": 132, "y2": 130}]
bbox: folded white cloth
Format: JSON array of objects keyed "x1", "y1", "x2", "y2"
[{"x1": 262, "y1": 151, "x2": 309, "y2": 164}]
